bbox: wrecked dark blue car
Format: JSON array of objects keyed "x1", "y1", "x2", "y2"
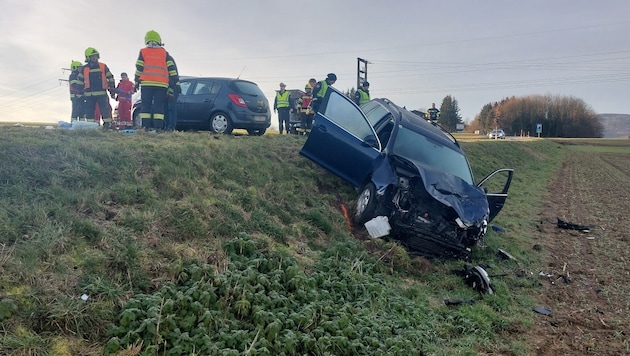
[{"x1": 300, "y1": 89, "x2": 513, "y2": 258}]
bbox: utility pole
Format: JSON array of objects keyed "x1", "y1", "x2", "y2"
[{"x1": 357, "y1": 57, "x2": 368, "y2": 90}]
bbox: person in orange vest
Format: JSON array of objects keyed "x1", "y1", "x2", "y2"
[
  {"x1": 297, "y1": 83, "x2": 314, "y2": 133},
  {"x1": 134, "y1": 30, "x2": 179, "y2": 132},
  {"x1": 114, "y1": 72, "x2": 135, "y2": 129},
  {"x1": 68, "y1": 60, "x2": 85, "y2": 120},
  {"x1": 77, "y1": 47, "x2": 116, "y2": 128}
]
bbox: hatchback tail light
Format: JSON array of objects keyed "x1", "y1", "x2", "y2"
[{"x1": 228, "y1": 93, "x2": 247, "y2": 108}]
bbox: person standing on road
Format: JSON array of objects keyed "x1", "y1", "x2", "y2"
[
  {"x1": 134, "y1": 30, "x2": 179, "y2": 132},
  {"x1": 426, "y1": 102, "x2": 440, "y2": 124},
  {"x1": 69, "y1": 60, "x2": 85, "y2": 120},
  {"x1": 273, "y1": 82, "x2": 293, "y2": 134},
  {"x1": 114, "y1": 72, "x2": 135, "y2": 129},
  {"x1": 354, "y1": 81, "x2": 370, "y2": 106},
  {"x1": 311, "y1": 73, "x2": 337, "y2": 114},
  {"x1": 77, "y1": 47, "x2": 116, "y2": 127}
]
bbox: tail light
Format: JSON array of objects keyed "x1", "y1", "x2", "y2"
[{"x1": 228, "y1": 93, "x2": 247, "y2": 108}]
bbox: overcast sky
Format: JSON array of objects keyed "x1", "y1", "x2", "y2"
[{"x1": 1, "y1": 0, "x2": 629, "y2": 128}]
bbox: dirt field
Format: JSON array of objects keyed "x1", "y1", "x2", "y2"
[{"x1": 527, "y1": 148, "x2": 630, "y2": 355}]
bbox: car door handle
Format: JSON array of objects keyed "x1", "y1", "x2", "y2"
[
  {"x1": 203, "y1": 99, "x2": 211, "y2": 102},
  {"x1": 314, "y1": 124, "x2": 327, "y2": 133}
]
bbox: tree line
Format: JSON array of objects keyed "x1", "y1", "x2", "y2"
[{"x1": 344, "y1": 86, "x2": 603, "y2": 138}]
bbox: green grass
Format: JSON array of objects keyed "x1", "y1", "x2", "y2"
[{"x1": 0, "y1": 127, "x2": 624, "y2": 355}]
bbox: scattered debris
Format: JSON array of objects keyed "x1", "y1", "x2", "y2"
[
  {"x1": 556, "y1": 217, "x2": 593, "y2": 232},
  {"x1": 454, "y1": 265, "x2": 494, "y2": 294},
  {"x1": 444, "y1": 299, "x2": 476, "y2": 306},
  {"x1": 532, "y1": 306, "x2": 552, "y2": 316},
  {"x1": 497, "y1": 248, "x2": 516, "y2": 261},
  {"x1": 364, "y1": 216, "x2": 391, "y2": 239},
  {"x1": 491, "y1": 224, "x2": 506, "y2": 233}
]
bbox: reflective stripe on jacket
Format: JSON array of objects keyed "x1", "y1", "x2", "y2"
[{"x1": 138, "y1": 47, "x2": 169, "y2": 88}]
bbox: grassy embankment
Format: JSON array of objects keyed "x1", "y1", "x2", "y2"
[{"x1": 0, "y1": 127, "x2": 590, "y2": 355}]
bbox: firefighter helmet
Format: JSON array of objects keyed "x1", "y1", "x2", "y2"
[
  {"x1": 305, "y1": 83, "x2": 312, "y2": 90},
  {"x1": 145, "y1": 30, "x2": 162, "y2": 45},
  {"x1": 70, "y1": 60, "x2": 82, "y2": 71},
  {"x1": 84, "y1": 47, "x2": 99, "y2": 61}
]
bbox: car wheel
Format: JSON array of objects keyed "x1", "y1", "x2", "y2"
[
  {"x1": 210, "y1": 112, "x2": 233, "y2": 134},
  {"x1": 246, "y1": 128, "x2": 266, "y2": 136},
  {"x1": 354, "y1": 183, "x2": 378, "y2": 224}
]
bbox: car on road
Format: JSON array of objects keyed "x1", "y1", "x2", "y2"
[
  {"x1": 132, "y1": 76, "x2": 271, "y2": 135},
  {"x1": 488, "y1": 129, "x2": 506, "y2": 139},
  {"x1": 300, "y1": 89, "x2": 514, "y2": 258}
]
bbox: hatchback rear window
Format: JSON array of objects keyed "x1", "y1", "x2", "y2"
[{"x1": 232, "y1": 81, "x2": 264, "y2": 96}]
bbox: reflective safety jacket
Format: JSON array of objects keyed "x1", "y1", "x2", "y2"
[
  {"x1": 314, "y1": 80, "x2": 329, "y2": 99},
  {"x1": 69, "y1": 70, "x2": 83, "y2": 99},
  {"x1": 78, "y1": 62, "x2": 115, "y2": 96},
  {"x1": 298, "y1": 93, "x2": 312, "y2": 113},
  {"x1": 274, "y1": 90, "x2": 291, "y2": 109},
  {"x1": 356, "y1": 88, "x2": 370, "y2": 105},
  {"x1": 135, "y1": 46, "x2": 179, "y2": 89}
]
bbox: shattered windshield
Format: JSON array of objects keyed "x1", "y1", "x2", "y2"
[{"x1": 391, "y1": 126, "x2": 474, "y2": 185}]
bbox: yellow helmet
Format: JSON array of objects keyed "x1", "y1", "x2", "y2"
[
  {"x1": 70, "y1": 60, "x2": 82, "y2": 71},
  {"x1": 145, "y1": 30, "x2": 162, "y2": 45},
  {"x1": 84, "y1": 47, "x2": 99, "y2": 61}
]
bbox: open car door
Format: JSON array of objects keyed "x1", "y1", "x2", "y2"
[
  {"x1": 299, "y1": 88, "x2": 381, "y2": 188},
  {"x1": 477, "y1": 168, "x2": 514, "y2": 222}
]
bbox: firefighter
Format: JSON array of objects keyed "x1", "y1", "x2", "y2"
[
  {"x1": 134, "y1": 30, "x2": 179, "y2": 132},
  {"x1": 297, "y1": 83, "x2": 314, "y2": 134},
  {"x1": 77, "y1": 47, "x2": 116, "y2": 127},
  {"x1": 69, "y1": 60, "x2": 85, "y2": 120},
  {"x1": 114, "y1": 72, "x2": 135, "y2": 129},
  {"x1": 311, "y1": 73, "x2": 336, "y2": 114},
  {"x1": 354, "y1": 81, "x2": 370, "y2": 106},
  {"x1": 427, "y1": 102, "x2": 440, "y2": 124}
]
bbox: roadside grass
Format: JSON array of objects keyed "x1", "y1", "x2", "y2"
[{"x1": 0, "y1": 126, "x2": 609, "y2": 355}]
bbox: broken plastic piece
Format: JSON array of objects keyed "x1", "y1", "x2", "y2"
[
  {"x1": 364, "y1": 216, "x2": 391, "y2": 238},
  {"x1": 556, "y1": 218, "x2": 593, "y2": 232},
  {"x1": 491, "y1": 224, "x2": 505, "y2": 232},
  {"x1": 533, "y1": 306, "x2": 552, "y2": 316},
  {"x1": 444, "y1": 299, "x2": 476, "y2": 306},
  {"x1": 461, "y1": 265, "x2": 494, "y2": 294},
  {"x1": 497, "y1": 248, "x2": 516, "y2": 260}
]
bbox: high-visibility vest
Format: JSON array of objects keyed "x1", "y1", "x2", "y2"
[
  {"x1": 139, "y1": 47, "x2": 169, "y2": 88},
  {"x1": 83, "y1": 63, "x2": 108, "y2": 90},
  {"x1": 357, "y1": 89, "x2": 370, "y2": 105},
  {"x1": 276, "y1": 91, "x2": 290, "y2": 108},
  {"x1": 316, "y1": 80, "x2": 329, "y2": 98}
]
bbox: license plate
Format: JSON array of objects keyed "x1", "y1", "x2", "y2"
[{"x1": 254, "y1": 116, "x2": 267, "y2": 122}]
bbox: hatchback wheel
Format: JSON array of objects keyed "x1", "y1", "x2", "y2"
[
  {"x1": 354, "y1": 183, "x2": 378, "y2": 224},
  {"x1": 210, "y1": 112, "x2": 233, "y2": 134}
]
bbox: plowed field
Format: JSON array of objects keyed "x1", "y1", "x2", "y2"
[{"x1": 527, "y1": 148, "x2": 630, "y2": 355}]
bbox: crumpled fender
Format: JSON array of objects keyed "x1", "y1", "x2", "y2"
[{"x1": 371, "y1": 155, "x2": 489, "y2": 225}]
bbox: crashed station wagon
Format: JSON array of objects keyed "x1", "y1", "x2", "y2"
[{"x1": 300, "y1": 89, "x2": 513, "y2": 258}]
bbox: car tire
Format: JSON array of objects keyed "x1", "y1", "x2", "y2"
[
  {"x1": 246, "y1": 128, "x2": 266, "y2": 136},
  {"x1": 354, "y1": 183, "x2": 379, "y2": 225},
  {"x1": 210, "y1": 112, "x2": 233, "y2": 134}
]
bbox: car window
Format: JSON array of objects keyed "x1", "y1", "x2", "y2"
[
  {"x1": 392, "y1": 126, "x2": 473, "y2": 185},
  {"x1": 232, "y1": 81, "x2": 265, "y2": 96},
  {"x1": 179, "y1": 81, "x2": 192, "y2": 96},
  {"x1": 362, "y1": 101, "x2": 390, "y2": 127},
  {"x1": 323, "y1": 91, "x2": 376, "y2": 144},
  {"x1": 193, "y1": 80, "x2": 218, "y2": 95}
]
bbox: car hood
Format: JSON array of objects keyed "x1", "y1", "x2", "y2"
[{"x1": 387, "y1": 156, "x2": 489, "y2": 225}]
